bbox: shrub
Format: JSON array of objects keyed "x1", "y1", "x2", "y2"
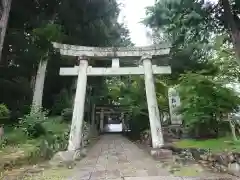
[
  {"x1": 5, "y1": 128, "x2": 28, "y2": 144},
  {"x1": 19, "y1": 109, "x2": 48, "y2": 138},
  {"x1": 0, "y1": 128, "x2": 28, "y2": 148},
  {"x1": 0, "y1": 104, "x2": 10, "y2": 125},
  {"x1": 127, "y1": 113, "x2": 149, "y2": 140},
  {"x1": 52, "y1": 89, "x2": 72, "y2": 115},
  {"x1": 61, "y1": 108, "x2": 73, "y2": 121},
  {"x1": 35, "y1": 119, "x2": 70, "y2": 159},
  {"x1": 0, "y1": 104, "x2": 10, "y2": 118}
]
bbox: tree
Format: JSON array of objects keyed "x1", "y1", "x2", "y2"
[
  {"x1": 145, "y1": 0, "x2": 240, "y2": 67},
  {"x1": 217, "y1": 0, "x2": 240, "y2": 65},
  {"x1": 31, "y1": 24, "x2": 64, "y2": 112},
  {"x1": 0, "y1": 0, "x2": 12, "y2": 62},
  {"x1": 177, "y1": 72, "x2": 240, "y2": 138},
  {"x1": 145, "y1": 0, "x2": 217, "y2": 78},
  {"x1": 144, "y1": 0, "x2": 240, "y2": 140},
  {"x1": 0, "y1": 0, "x2": 131, "y2": 118}
]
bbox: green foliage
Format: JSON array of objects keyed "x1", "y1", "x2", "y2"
[
  {"x1": 177, "y1": 72, "x2": 240, "y2": 137},
  {"x1": 106, "y1": 76, "x2": 170, "y2": 116},
  {"x1": 38, "y1": 118, "x2": 70, "y2": 158},
  {"x1": 0, "y1": 128, "x2": 28, "y2": 148},
  {"x1": 32, "y1": 23, "x2": 65, "y2": 59},
  {"x1": 0, "y1": 104, "x2": 10, "y2": 118},
  {"x1": 52, "y1": 89, "x2": 71, "y2": 115},
  {"x1": 0, "y1": 117, "x2": 70, "y2": 170},
  {"x1": 19, "y1": 109, "x2": 48, "y2": 138},
  {"x1": 33, "y1": 24, "x2": 64, "y2": 42},
  {"x1": 61, "y1": 108, "x2": 73, "y2": 121},
  {"x1": 1, "y1": 0, "x2": 131, "y2": 119},
  {"x1": 212, "y1": 35, "x2": 240, "y2": 82},
  {"x1": 128, "y1": 113, "x2": 150, "y2": 140},
  {"x1": 145, "y1": 0, "x2": 216, "y2": 77}
]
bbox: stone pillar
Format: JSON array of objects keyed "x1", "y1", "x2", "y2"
[
  {"x1": 142, "y1": 55, "x2": 164, "y2": 148},
  {"x1": 91, "y1": 104, "x2": 96, "y2": 126},
  {"x1": 71, "y1": 78, "x2": 78, "y2": 108},
  {"x1": 68, "y1": 58, "x2": 88, "y2": 151},
  {"x1": 100, "y1": 109, "x2": 104, "y2": 133},
  {"x1": 121, "y1": 113, "x2": 125, "y2": 132},
  {"x1": 90, "y1": 104, "x2": 97, "y2": 136},
  {"x1": 168, "y1": 87, "x2": 182, "y2": 125},
  {"x1": 31, "y1": 59, "x2": 48, "y2": 112}
]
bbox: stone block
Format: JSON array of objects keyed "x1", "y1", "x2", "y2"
[
  {"x1": 150, "y1": 148, "x2": 172, "y2": 160},
  {"x1": 49, "y1": 150, "x2": 82, "y2": 168},
  {"x1": 228, "y1": 162, "x2": 240, "y2": 176}
]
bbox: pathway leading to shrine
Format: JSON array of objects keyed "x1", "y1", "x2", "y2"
[{"x1": 67, "y1": 134, "x2": 172, "y2": 180}]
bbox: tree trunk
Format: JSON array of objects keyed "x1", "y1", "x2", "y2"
[
  {"x1": 237, "y1": 127, "x2": 240, "y2": 135},
  {"x1": 0, "y1": 0, "x2": 12, "y2": 62},
  {"x1": 31, "y1": 59, "x2": 48, "y2": 113},
  {"x1": 0, "y1": 126, "x2": 4, "y2": 139},
  {"x1": 229, "y1": 119, "x2": 238, "y2": 141},
  {"x1": 221, "y1": 0, "x2": 240, "y2": 65}
]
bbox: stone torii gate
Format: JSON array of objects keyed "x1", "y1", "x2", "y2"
[
  {"x1": 95, "y1": 105, "x2": 132, "y2": 133},
  {"x1": 52, "y1": 42, "x2": 171, "y2": 152}
]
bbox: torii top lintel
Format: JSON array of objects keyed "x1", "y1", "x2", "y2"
[{"x1": 52, "y1": 42, "x2": 171, "y2": 58}]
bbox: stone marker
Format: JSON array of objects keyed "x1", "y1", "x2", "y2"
[{"x1": 168, "y1": 87, "x2": 182, "y2": 125}]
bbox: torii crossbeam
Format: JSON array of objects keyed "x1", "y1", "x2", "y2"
[{"x1": 53, "y1": 42, "x2": 171, "y2": 152}]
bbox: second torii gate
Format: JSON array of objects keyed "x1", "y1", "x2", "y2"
[{"x1": 53, "y1": 42, "x2": 171, "y2": 152}]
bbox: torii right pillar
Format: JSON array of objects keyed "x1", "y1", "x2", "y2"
[{"x1": 142, "y1": 55, "x2": 164, "y2": 148}]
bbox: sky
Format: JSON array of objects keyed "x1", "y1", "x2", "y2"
[
  {"x1": 118, "y1": 0, "x2": 155, "y2": 47},
  {"x1": 118, "y1": 0, "x2": 218, "y2": 47}
]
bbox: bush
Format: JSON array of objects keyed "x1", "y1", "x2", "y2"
[
  {"x1": 0, "y1": 104, "x2": 10, "y2": 125},
  {"x1": 19, "y1": 109, "x2": 48, "y2": 138},
  {"x1": 0, "y1": 104, "x2": 10, "y2": 118},
  {"x1": 52, "y1": 89, "x2": 72, "y2": 115},
  {"x1": 0, "y1": 128, "x2": 28, "y2": 148},
  {"x1": 61, "y1": 108, "x2": 73, "y2": 121},
  {"x1": 127, "y1": 113, "x2": 149, "y2": 140},
  {"x1": 6, "y1": 128, "x2": 28, "y2": 144},
  {"x1": 35, "y1": 119, "x2": 70, "y2": 159}
]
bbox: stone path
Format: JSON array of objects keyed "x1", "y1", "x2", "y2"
[
  {"x1": 67, "y1": 134, "x2": 236, "y2": 180},
  {"x1": 67, "y1": 134, "x2": 171, "y2": 180}
]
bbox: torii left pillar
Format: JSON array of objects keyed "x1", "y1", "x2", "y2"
[{"x1": 68, "y1": 57, "x2": 88, "y2": 151}]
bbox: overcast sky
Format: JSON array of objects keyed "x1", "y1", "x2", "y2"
[
  {"x1": 118, "y1": 0, "x2": 218, "y2": 47},
  {"x1": 118, "y1": 0, "x2": 155, "y2": 46}
]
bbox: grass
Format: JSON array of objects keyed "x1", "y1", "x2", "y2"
[
  {"x1": 174, "y1": 136, "x2": 240, "y2": 152},
  {"x1": 23, "y1": 167, "x2": 75, "y2": 180},
  {"x1": 173, "y1": 165, "x2": 203, "y2": 176}
]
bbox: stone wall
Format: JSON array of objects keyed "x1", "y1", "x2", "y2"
[
  {"x1": 163, "y1": 146, "x2": 240, "y2": 177},
  {"x1": 138, "y1": 129, "x2": 240, "y2": 177},
  {"x1": 139, "y1": 126, "x2": 183, "y2": 146}
]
